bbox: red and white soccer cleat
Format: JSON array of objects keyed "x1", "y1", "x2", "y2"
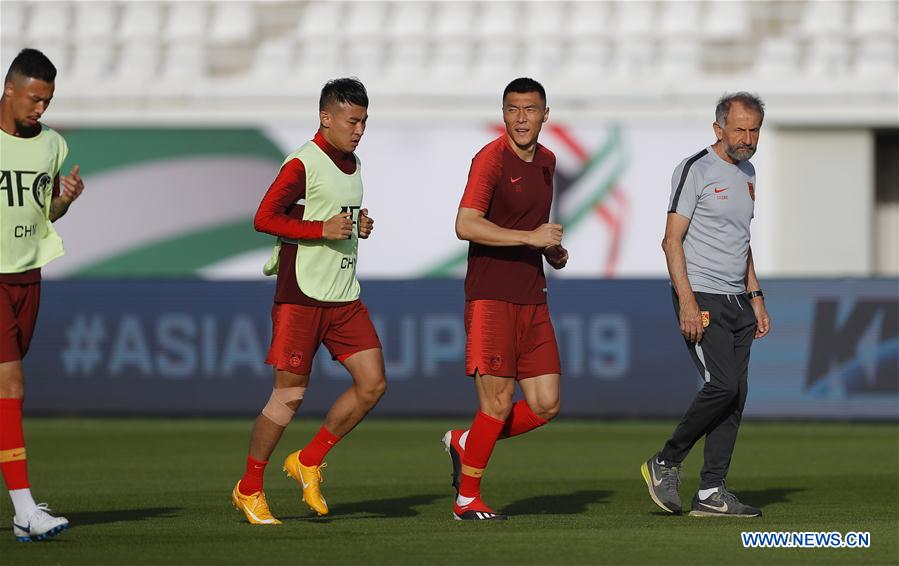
[{"x1": 452, "y1": 495, "x2": 507, "y2": 521}]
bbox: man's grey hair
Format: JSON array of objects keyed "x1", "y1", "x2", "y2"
[{"x1": 715, "y1": 92, "x2": 765, "y2": 127}]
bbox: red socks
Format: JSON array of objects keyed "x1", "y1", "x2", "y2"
[
  {"x1": 239, "y1": 425, "x2": 339, "y2": 495},
  {"x1": 238, "y1": 456, "x2": 267, "y2": 496},
  {"x1": 0, "y1": 398, "x2": 29, "y2": 490},
  {"x1": 500, "y1": 400, "x2": 548, "y2": 439},
  {"x1": 459, "y1": 411, "x2": 505, "y2": 498},
  {"x1": 299, "y1": 426, "x2": 340, "y2": 467}
]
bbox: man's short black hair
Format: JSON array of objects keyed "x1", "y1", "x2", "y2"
[
  {"x1": 4, "y1": 48, "x2": 57, "y2": 84},
  {"x1": 503, "y1": 77, "x2": 546, "y2": 104},
  {"x1": 319, "y1": 77, "x2": 368, "y2": 111}
]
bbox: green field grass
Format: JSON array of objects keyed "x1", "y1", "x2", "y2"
[{"x1": 2, "y1": 419, "x2": 897, "y2": 565}]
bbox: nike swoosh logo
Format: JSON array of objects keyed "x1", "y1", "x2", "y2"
[
  {"x1": 10, "y1": 452, "x2": 24, "y2": 458},
  {"x1": 699, "y1": 500, "x2": 729, "y2": 512},
  {"x1": 244, "y1": 506, "x2": 275, "y2": 524},
  {"x1": 13, "y1": 522, "x2": 30, "y2": 533},
  {"x1": 714, "y1": 188, "x2": 727, "y2": 193},
  {"x1": 301, "y1": 477, "x2": 310, "y2": 489},
  {"x1": 651, "y1": 467, "x2": 664, "y2": 487},
  {"x1": 511, "y1": 177, "x2": 522, "y2": 183}
]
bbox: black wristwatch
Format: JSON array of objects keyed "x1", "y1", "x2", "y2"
[{"x1": 747, "y1": 290, "x2": 764, "y2": 300}]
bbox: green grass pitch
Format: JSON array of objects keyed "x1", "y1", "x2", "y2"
[{"x1": 2, "y1": 419, "x2": 896, "y2": 565}]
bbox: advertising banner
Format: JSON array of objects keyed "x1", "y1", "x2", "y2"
[{"x1": 23, "y1": 279, "x2": 897, "y2": 419}]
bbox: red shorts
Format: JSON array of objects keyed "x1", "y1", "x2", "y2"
[
  {"x1": 464, "y1": 299, "x2": 561, "y2": 380},
  {"x1": 0, "y1": 282, "x2": 41, "y2": 363},
  {"x1": 266, "y1": 300, "x2": 382, "y2": 375}
]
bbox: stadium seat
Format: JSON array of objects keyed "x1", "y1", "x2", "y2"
[
  {"x1": 163, "y1": 41, "x2": 206, "y2": 78},
  {"x1": 297, "y1": 1, "x2": 343, "y2": 40},
  {"x1": 26, "y1": 1, "x2": 69, "y2": 41},
  {"x1": 73, "y1": 1, "x2": 116, "y2": 40},
  {"x1": 522, "y1": 40, "x2": 565, "y2": 78},
  {"x1": 570, "y1": 1, "x2": 612, "y2": 39},
  {"x1": 806, "y1": 37, "x2": 850, "y2": 76},
  {"x1": 801, "y1": 0, "x2": 848, "y2": 36},
  {"x1": 855, "y1": 38, "x2": 898, "y2": 76},
  {"x1": 523, "y1": 1, "x2": 567, "y2": 39},
  {"x1": 252, "y1": 39, "x2": 295, "y2": 77},
  {"x1": 384, "y1": 38, "x2": 428, "y2": 77},
  {"x1": 344, "y1": 38, "x2": 385, "y2": 77},
  {"x1": 387, "y1": 1, "x2": 431, "y2": 39},
  {"x1": 433, "y1": 1, "x2": 474, "y2": 39},
  {"x1": 1, "y1": 1, "x2": 26, "y2": 41},
  {"x1": 851, "y1": 0, "x2": 898, "y2": 37},
  {"x1": 1, "y1": 38, "x2": 25, "y2": 71},
  {"x1": 119, "y1": 2, "x2": 162, "y2": 39},
  {"x1": 704, "y1": 0, "x2": 749, "y2": 39},
  {"x1": 658, "y1": 40, "x2": 701, "y2": 77},
  {"x1": 165, "y1": 2, "x2": 208, "y2": 40},
  {"x1": 658, "y1": 0, "x2": 701, "y2": 37},
  {"x1": 345, "y1": 2, "x2": 387, "y2": 40},
  {"x1": 754, "y1": 38, "x2": 800, "y2": 76},
  {"x1": 71, "y1": 40, "x2": 115, "y2": 79},
  {"x1": 117, "y1": 39, "x2": 160, "y2": 79},
  {"x1": 613, "y1": 40, "x2": 655, "y2": 76},
  {"x1": 296, "y1": 40, "x2": 340, "y2": 76},
  {"x1": 476, "y1": 1, "x2": 519, "y2": 38},
  {"x1": 209, "y1": 2, "x2": 256, "y2": 43},
  {"x1": 475, "y1": 39, "x2": 519, "y2": 77},
  {"x1": 566, "y1": 39, "x2": 612, "y2": 76},
  {"x1": 615, "y1": 1, "x2": 656, "y2": 38},
  {"x1": 430, "y1": 40, "x2": 471, "y2": 78}
]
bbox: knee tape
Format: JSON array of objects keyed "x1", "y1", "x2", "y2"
[{"x1": 261, "y1": 386, "x2": 305, "y2": 426}]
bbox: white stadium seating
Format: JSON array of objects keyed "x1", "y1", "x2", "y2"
[{"x1": 0, "y1": 0, "x2": 894, "y2": 122}]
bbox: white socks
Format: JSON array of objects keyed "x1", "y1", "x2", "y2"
[
  {"x1": 698, "y1": 487, "x2": 720, "y2": 500},
  {"x1": 456, "y1": 494, "x2": 475, "y2": 506},
  {"x1": 9, "y1": 488, "x2": 37, "y2": 520}
]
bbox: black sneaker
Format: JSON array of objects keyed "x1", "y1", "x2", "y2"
[
  {"x1": 689, "y1": 486, "x2": 762, "y2": 517},
  {"x1": 640, "y1": 453, "x2": 682, "y2": 514}
]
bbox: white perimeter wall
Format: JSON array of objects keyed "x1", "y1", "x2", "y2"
[{"x1": 769, "y1": 129, "x2": 879, "y2": 276}]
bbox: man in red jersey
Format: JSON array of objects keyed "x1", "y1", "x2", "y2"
[
  {"x1": 231, "y1": 78, "x2": 386, "y2": 525},
  {"x1": 443, "y1": 78, "x2": 568, "y2": 520}
]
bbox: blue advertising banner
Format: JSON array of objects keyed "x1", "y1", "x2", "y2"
[{"x1": 22, "y1": 279, "x2": 898, "y2": 419}]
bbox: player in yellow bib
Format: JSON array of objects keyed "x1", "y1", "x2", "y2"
[
  {"x1": 0, "y1": 49, "x2": 84, "y2": 542},
  {"x1": 231, "y1": 78, "x2": 387, "y2": 524}
]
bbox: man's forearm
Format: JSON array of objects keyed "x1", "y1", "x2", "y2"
[
  {"x1": 456, "y1": 215, "x2": 531, "y2": 247},
  {"x1": 663, "y1": 239, "x2": 694, "y2": 303},
  {"x1": 745, "y1": 247, "x2": 761, "y2": 291},
  {"x1": 49, "y1": 197, "x2": 71, "y2": 222}
]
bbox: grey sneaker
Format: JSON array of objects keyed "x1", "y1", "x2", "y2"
[
  {"x1": 689, "y1": 486, "x2": 762, "y2": 517},
  {"x1": 640, "y1": 453, "x2": 682, "y2": 514}
]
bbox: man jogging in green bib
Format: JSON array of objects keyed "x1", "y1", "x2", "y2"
[
  {"x1": 231, "y1": 78, "x2": 387, "y2": 524},
  {"x1": 0, "y1": 48, "x2": 85, "y2": 542}
]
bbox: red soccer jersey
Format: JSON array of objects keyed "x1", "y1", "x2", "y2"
[
  {"x1": 459, "y1": 135, "x2": 555, "y2": 304},
  {"x1": 254, "y1": 132, "x2": 356, "y2": 307}
]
